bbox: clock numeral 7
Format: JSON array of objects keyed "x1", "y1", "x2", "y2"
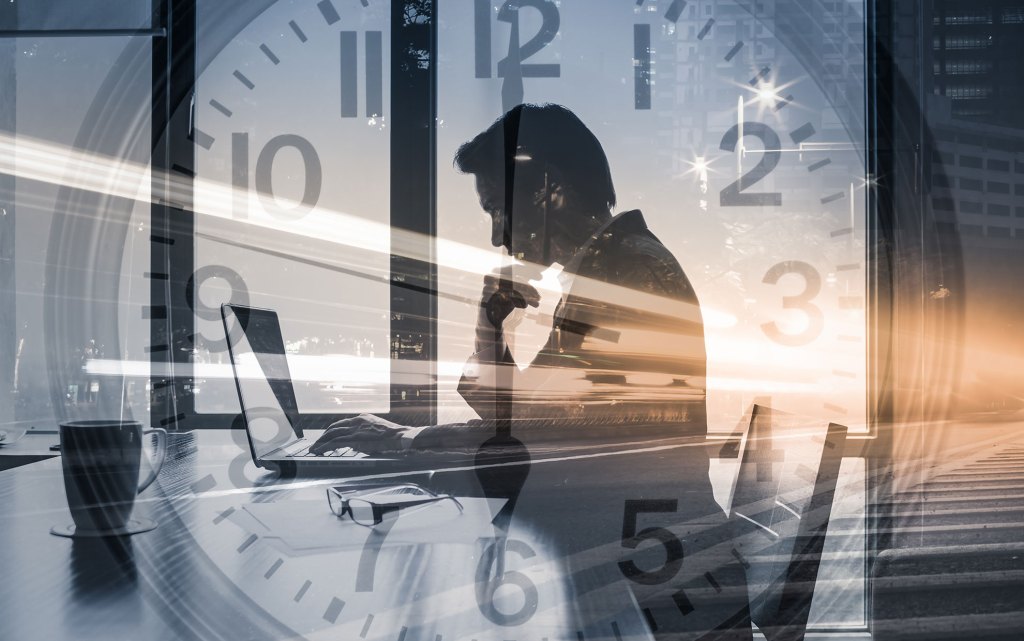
[
  {"x1": 231, "y1": 133, "x2": 323, "y2": 221},
  {"x1": 474, "y1": 0, "x2": 561, "y2": 79},
  {"x1": 618, "y1": 499, "x2": 685, "y2": 585},
  {"x1": 719, "y1": 121, "x2": 783, "y2": 206},
  {"x1": 761, "y1": 261, "x2": 824, "y2": 346}
]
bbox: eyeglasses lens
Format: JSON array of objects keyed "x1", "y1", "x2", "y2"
[{"x1": 347, "y1": 498, "x2": 377, "y2": 526}]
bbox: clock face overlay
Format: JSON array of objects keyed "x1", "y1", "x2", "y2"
[
  {"x1": 191, "y1": 0, "x2": 393, "y2": 416},
  {"x1": 437, "y1": 0, "x2": 869, "y2": 435},
  {"x1": 69, "y1": 0, "x2": 876, "y2": 638}
]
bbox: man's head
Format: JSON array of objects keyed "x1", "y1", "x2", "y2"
[{"x1": 454, "y1": 104, "x2": 616, "y2": 266}]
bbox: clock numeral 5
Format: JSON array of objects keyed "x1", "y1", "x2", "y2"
[
  {"x1": 761, "y1": 260, "x2": 824, "y2": 346},
  {"x1": 618, "y1": 499, "x2": 685, "y2": 585},
  {"x1": 719, "y1": 121, "x2": 783, "y2": 207},
  {"x1": 474, "y1": 0, "x2": 561, "y2": 79},
  {"x1": 231, "y1": 133, "x2": 323, "y2": 221}
]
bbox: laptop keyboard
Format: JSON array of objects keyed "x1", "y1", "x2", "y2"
[{"x1": 288, "y1": 445, "x2": 358, "y2": 458}]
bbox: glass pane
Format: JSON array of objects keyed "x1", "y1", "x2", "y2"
[
  {"x1": 0, "y1": 1, "x2": 153, "y2": 31},
  {"x1": 1, "y1": 36, "x2": 152, "y2": 430},
  {"x1": 437, "y1": 0, "x2": 869, "y2": 434},
  {"x1": 193, "y1": 0, "x2": 392, "y2": 415}
]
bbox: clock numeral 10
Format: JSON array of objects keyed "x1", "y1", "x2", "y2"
[
  {"x1": 474, "y1": 0, "x2": 561, "y2": 79},
  {"x1": 340, "y1": 30, "x2": 384, "y2": 118},
  {"x1": 232, "y1": 133, "x2": 323, "y2": 221}
]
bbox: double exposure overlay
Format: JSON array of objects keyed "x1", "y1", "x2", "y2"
[{"x1": 0, "y1": 2, "x2": 1021, "y2": 641}]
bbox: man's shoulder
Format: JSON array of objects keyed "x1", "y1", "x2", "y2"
[{"x1": 595, "y1": 210, "x2": 695, "y2": 298}]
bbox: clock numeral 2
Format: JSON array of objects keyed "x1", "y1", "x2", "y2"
[
  {"x1": 232, "y1": 133, "x2": 323, "y2": 221},
  {"x1": 340, "y1": 30, "x2": 384, "y2": 118},
  {"x1": 474, "y1": 0, "x2": 561, "y2": 79},
  {"x1": 761, "y1": 261, "x2": 824, "y2": 346},
  {"x1": 719, "y1": 121, "x2": 783, "y2": 206}
]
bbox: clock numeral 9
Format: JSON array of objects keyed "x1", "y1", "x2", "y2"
[
  {"x1": 618, "y1": 499, "x2": 685, "y2": 585},
  {"x1": 761, "y1": 261, "x2": 824, "y2": 346},
  {"x1": 719, "y1": 121, "x2": 783, "y2": 207},
  {"x1": 475, "y1": 538, "x2": 540, "y2": 626},
  {"x1": 186, "y1": 265, "x2": 249, "y2": 352},
  {"x1": 232, "y1": 133, "x2": 323, "y2": 221},
  {"x1": 474, "y1": 0, "x2": 561, "y2": 79}
]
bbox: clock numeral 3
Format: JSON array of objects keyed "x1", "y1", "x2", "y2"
[
  {"x1": 618, "y1": 499, "x2": 685, "y2": 585},
  {"x1": 475, "y1": 0, "x2": 561, "y2": 79},
  {"x1": 232, "y1": 133, "x2": 323, "y2": 221},
  {"x1": 761, "y1": 260, "x2": 824, "y2": 346},
  {"x1": 719, "y1": 121, "x2": 783, "y2": 207}
]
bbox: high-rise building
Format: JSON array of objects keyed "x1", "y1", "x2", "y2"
[{"x1": 931, "y1": 1, "x2": 1024, "y2": 128}]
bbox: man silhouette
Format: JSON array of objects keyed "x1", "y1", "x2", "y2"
[{"x1": 313, "y1": 104, "x2": 750, "y2": 639}]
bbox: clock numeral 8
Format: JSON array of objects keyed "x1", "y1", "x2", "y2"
[
  {"x1": 761, "y1": 260, "x2": 824, "y2": 346},
  {"x1": 618, "y1": 499, "x2": 685, "y2": 585},
  {"x1": 475, "y1": 538, "x2": 540, "y2": 626},
  {"x1": 232, "y1": 133, "x2": 323, "y2": 221},
  {"x1": 474, "y1": 0, "x2": 561, "y2": 79}
]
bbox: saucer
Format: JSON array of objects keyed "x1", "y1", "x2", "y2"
[{"x1": 50, "y1": 518, "x2": 158, "y2": 538}]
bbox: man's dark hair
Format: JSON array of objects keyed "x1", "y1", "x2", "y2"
[{"x1": 454, "y1": 103, "x2": 616, "y2": 212}]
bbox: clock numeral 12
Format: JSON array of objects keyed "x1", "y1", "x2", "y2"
[
  {"x1": 340, "y1": 30, "x2": 384, "y2": 118},
  {"x1": 474, "y1": 0, "x2": 561, "y2": 79},
  {"x1": 232, "y1": 133, "x2": 323, "y2": 221}
]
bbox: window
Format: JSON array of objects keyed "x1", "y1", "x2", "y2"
[
  {"x1": 960, "y1": 200, "x2": 983, "y2": 214},
  {"x1": 987, "y1": 181, "x2": 1010, "y2": 194},
  {"x1": 988, "y1": 203, "x2": 1010, "y2": 216},
  {"x1": 3, "y1": 32, "x2": 152, "y2": 429},
  {"x1": 959, "y1": 154, "x2": 982, "y2": 168},
  {"x1": 960, "y1": 177, "x2": 984, "y2": 191}
]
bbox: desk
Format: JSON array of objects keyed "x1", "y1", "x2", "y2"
[
  {"x1": 0, "y1": 430, "x2": 751, "y2": 641},
  {"x1": 0, "y1": 432, "x2": 59, "y2": 472}
]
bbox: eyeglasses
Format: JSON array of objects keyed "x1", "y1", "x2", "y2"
[{"x1": 326, "y1": 483, "x2": 464, "y2": 527}]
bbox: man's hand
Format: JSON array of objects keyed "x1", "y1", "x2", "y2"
[
  {"x1": 480, "y1": 266, "x2": 542, "y2": 330},
  {"x1": 310, "y1": 414, "x2": 408, "y2": 455}
]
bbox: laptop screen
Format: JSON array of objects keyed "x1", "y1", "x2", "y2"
[{"x1": 222, "y1": 304, "x2": 303, "y2": 458}]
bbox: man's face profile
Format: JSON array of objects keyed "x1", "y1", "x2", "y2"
[{"x1": 474, "y1": 173, "x2": 546, "y2": 265}]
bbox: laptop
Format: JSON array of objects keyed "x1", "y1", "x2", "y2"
[
  {"x1": 221, "y1": 303, "x2": 404, "y2": 475},
  {"x1": 729, "y1": 403, "x2": 848, "y2": 640}
]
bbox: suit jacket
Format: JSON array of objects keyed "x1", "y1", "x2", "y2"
[{"x1": 453, "y1": 209, "x2": 708, "y2": 445}]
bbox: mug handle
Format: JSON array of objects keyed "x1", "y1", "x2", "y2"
[{"x1": 137, "y1": 427, "x2": 168, "y2": 493}]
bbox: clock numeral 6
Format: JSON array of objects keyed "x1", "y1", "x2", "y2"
[
  {"x1": 186, "y1": 265, "x2": 249, "y2": 352},
  {"x1": 474, "y1": 0, "x2": 561, "y2": 79},
  {"x1": 618, "y1": 499, "x2": 685, "y2": 585},
  {"x1": 719, "y1": 121, "x2": 783, "y2": 207},
  {"x1": 232, "y1": 133, "x2": 323, "y2": 221},
  {"x1": 475, "y1": 538, "x2": 539, "y2": 626},
  {"x1": 761, "y1": 260, "x2": 824, "y2": 346}
]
